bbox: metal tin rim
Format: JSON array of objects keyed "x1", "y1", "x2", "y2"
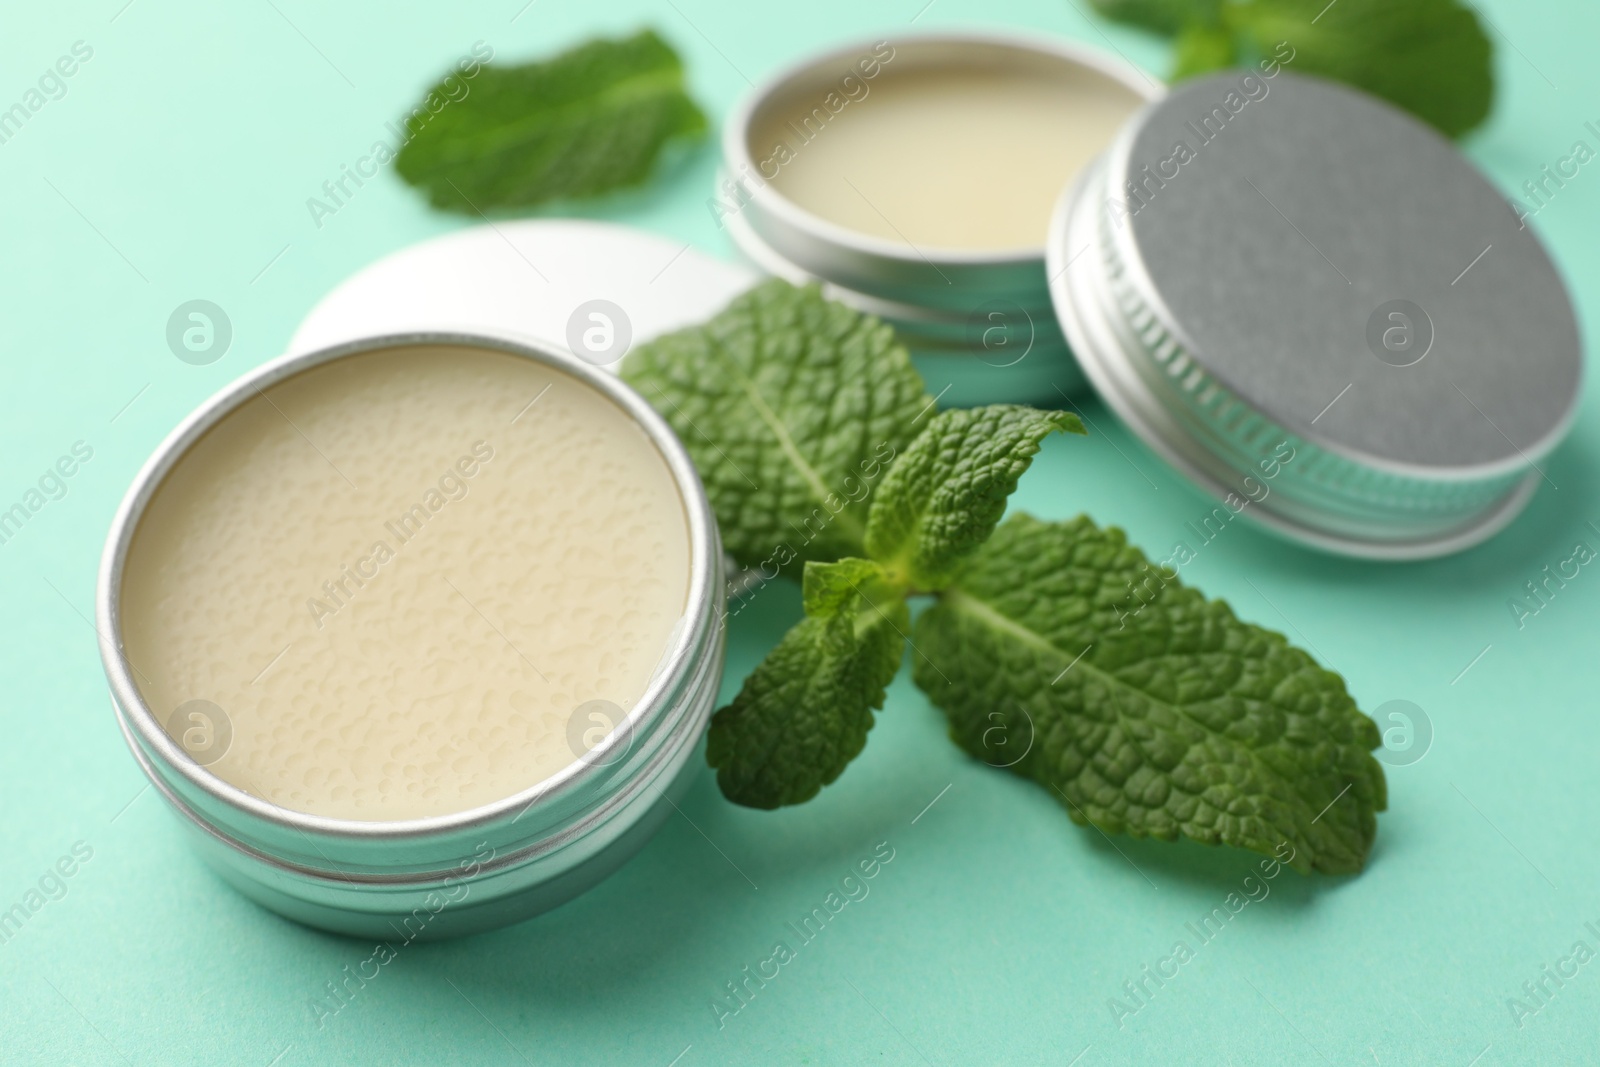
[
  {"x1": 722, "y1": 28, "x2": 1163, "y2": 269},
  {"x1": 720, "y1": 186, "x2": 1065, "y2": 344},
  {"x1": 1091, "y1": 101, "x2": 1581, "y2": 486},
  {"x1": 1049, "y1": 161, "x2": 1552, "y2": 560},
  {"x1": 108, "y1": 622, "x2": 719, "y2": 889},
  {"x1": 95, "y1": 330, "x2": 722, "y2": 843}
]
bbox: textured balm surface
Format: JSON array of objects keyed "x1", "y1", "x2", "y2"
[
  {"x1": 119, "y1": 345, "x2": 690, "y2": 821},
  {"x1": 756, "y1": 63, "x2": 1142, "y2": 251}
]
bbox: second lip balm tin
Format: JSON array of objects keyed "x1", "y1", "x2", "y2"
[
  {"x1": 717, "y1": 31, "x2": 1160, "y2": 404},
  {"x1": 722, "y1": 33, "x2": 1581, "y2": 559}
]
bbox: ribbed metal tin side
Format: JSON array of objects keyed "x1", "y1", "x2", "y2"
[
  {"x1": 720, "y1": 189, "x2": 1081, "y2": 403},
  {"x1": 1048, "y1": 71, "x2": 1579, "y2": 561}
]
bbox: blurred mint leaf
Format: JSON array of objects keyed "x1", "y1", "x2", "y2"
[
  {"x1": 395, "y1": 30, "x2": 708, "y2": 211},
  {"x1": 1086, "y1": 0, "x2": 1495, "y2": 137},
  {"x1": 621, "y1": 280, "x2": 932, "y2": 572},
  {"x1": 1172, "y1": 21, "x2": 1238, "y2": 78},
  {"x1": 706, "y1": 558, "x2": 908, "y2": 809},
  {"x1": 864, "y1": 405, "x2": 1083, "y2": 590},
  {"x1": 1090, "y1": 0, "x2": 1222, "y2": 34},
  {"x1": 912, "y1": 513, "x2": 1386, "y2": 874},
  {"x1": 1230, "y1": 0, "x2": 1493, "y2": 138}
]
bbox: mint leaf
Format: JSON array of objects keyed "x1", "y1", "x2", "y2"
[
  {"x1": 912, "y1": 514, "x2": 1385, "y2": 873},
  {"x1": 622, "y1": 281, "x2": 932, "y2": 572},
  {"x1": 1172, "y1": 21, "x2": 1237, "y2": 79},
  {"x1": 1090, "y1": 0, "x2": 1221, "y2": 33},
  {"x1": 1087, "y1": 0, "x2": 1494, "y2": 138},
  {"x1": 802, "y1": 557, "x2": 907, "y2": 616},
  {"x1": 395, "y1": 30, "x2": 708, "y2": 212},
  {"x1": 706, "y1": 559, "x2": 908, "y2": 808},
  {"x1": 1231, "y1": 0, "x2": 1492, "y2": 138},
  {"x1": 864, "y1": 405, "x2": 1083, "y2": 590}
]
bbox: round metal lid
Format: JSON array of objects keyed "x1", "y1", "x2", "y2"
[{"x1": 1050, "y1": 70, "x2": 1582, "y2": 558}]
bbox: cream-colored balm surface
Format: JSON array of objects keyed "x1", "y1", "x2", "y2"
[
  {"x1": 756, "y1": 63, "x2": 1142, "y2": 252},
  {"x1": 121, "y1": 346, "x2": 691, "y2": 821}
]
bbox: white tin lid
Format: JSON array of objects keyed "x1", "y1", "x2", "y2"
[{"x1": 290, "y1": 219, "x2": 757, "y2": 366}]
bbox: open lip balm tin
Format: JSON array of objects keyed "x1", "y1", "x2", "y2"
[
  {"x1": 719, "y1": 31, "x2": 1161, "y2": 403},
  {"x1": 96, "y1": 332, "x2": 725, "y2": 938}
]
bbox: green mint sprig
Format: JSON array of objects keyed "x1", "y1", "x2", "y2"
[
  {"x1": 914, "y1": 514, "x2": 1385, "y2": 875},
  {"x1": 705, "y1": 405, "x2": 1083, "y2": 809},
  {"x1": 704, "y1": 558, "x2": 909, "y2": 809},
  {"x1": 622, "y1": 281, "x2": 1386, "y2": 873},
  {"x1": 1091, "y1": 0, "x2": 1495, "y2": 138},
  {"x1": 396, "y1": 30, "x2": 708, "y2": 212},
  {"x1": 622, "y1": 281, "x2": 931, "y2": 572}
]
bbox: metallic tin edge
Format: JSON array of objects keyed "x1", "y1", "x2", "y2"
[
  {"x1": 722, "y1": 28, "x2": 1164, "y2": 269},
  {"x1": 96, "y1": 330, "x2": 721, "y2": 842},
  {"x1": 1095, "y1": 71, "x2": 1584, "y2": 484},
  {"x1": 1048, "y1": 164, "x2": 1548, "y2": 560},
  {"x1": 110, "y1": 621, "x2": 720, "y2": 889},
  {"x1": 721, "y1": 184, "x2": 1063, "y2": 336}
]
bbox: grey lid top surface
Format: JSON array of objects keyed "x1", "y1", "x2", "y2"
[{"x1": 1104, "y1": 71, "x2": 1581, "y2": 474}]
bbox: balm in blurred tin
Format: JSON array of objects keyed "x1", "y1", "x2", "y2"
[{"x1": 718, "y1": 31, "x2": 1160, "y2": 403}]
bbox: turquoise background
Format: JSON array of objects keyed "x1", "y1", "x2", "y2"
[{"x1": 2, "y1": 0, "x2": 1597, "y2": 1063}]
